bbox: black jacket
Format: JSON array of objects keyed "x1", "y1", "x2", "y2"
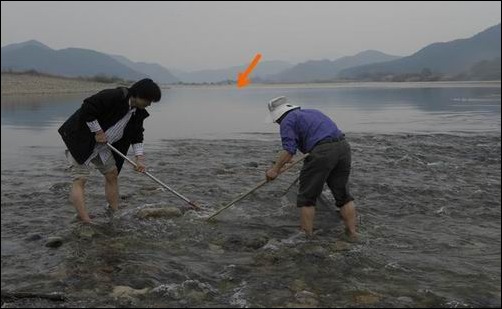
[{"x1": 58, "y1": 87, "x2": 149, "y2": 173}]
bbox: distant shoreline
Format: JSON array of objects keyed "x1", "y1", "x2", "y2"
[
  {"x1": 1, "y1": 72, "x2": 125, "y2": 96},
  {"x1": 167, "y1": 80, "x2": 501, "y2": 90},
  {"x1": 1, "y1": 72, "x2": 500, "y2": 96}
]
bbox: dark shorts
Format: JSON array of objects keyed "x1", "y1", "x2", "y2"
[{"x1": 297, "y1": 139, "x2": 354, "y2": 208}]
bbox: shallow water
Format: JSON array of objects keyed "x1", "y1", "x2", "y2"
[
  {"x1": 1, "y1": 133, "x2": 500, "y2": 307},
  {"x1": 2, "y1": 83, "x2": 501, "y2": 307}
]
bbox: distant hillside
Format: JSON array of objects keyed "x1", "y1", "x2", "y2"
[
  {"x1": 1, "y1": 41, "x2": 147, "y2": 81},
  {"x1": 174, "y1": 60, "x2": 294, "y2": 83},
  {"x1": 111, "y1": 55, "x2": 179, "y2": 83},
  {"x1": 340, "y1": 23, "x2": 501, "y2": 80},
  {"x1": 455, "y1": 57, "x2": 501, "y2": 81},
  {"x1": 266, "y1": 50, "x2": 401, "y2": 83},
  {"x1": 0, "y1": 39, "x2": 52, "y2": 53}
]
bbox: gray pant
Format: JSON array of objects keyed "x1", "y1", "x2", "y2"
[
  {"x1": 297, "y1": 139, "x2": 354, "y2": 207},
  {"x1": 65, "y1": 150, "x2": 117, "y2": 180}
]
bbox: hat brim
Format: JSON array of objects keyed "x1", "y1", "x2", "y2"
[{"x1": 270, "y1": 105, "x2": 299, "y2": 123}]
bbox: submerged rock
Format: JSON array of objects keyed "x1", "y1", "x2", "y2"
[
  {"x1": 136, "y1": 207, "x2": 182, "y2": 220},
  {"x1": 139, "y1": 185, "x2": 163, "y2": 196},
  {"x1": 288, "y1": 279, "x2": 308, "y2": 293},
  {"x1": 221, "y1": 234, "x2": 270, "y2": 251},
  {"x1": 77, "y1": 225, "x2": 97, "y2": 239},
  {"x1": 295, "y1": 290, "x2": 319, "y2": 307},
  {"x1": 352, "y1": 290, "x2": 382, "y2": 305},
  {"x1": 45, "y1": 236, "x2": 63, "y2": 248},
  {"x1": 152, "y1": 280, "x2": 217, "y2": 303},
  {"x1": 25, "y1": 233, "x2": 43, "y2": 241},
  {"x1": 244, "y1": 161, "x2": 259, "y2": 168},
  {"x1": 110, "y1": 286, "x2": 149, "y2": 300}
]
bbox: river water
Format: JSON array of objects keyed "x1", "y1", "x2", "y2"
[{"x1": 1, "y1": 82, "x2": 500, "y2": 307}]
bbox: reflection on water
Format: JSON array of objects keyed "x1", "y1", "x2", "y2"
[
  {"x1": 148, "y1": 84, "x2": 501, "y2": 139},
  {"x1": 1, "y1": 82, "x2": 501, "y2": 163},
  {"x1": 2, "y1": 83, "x2": 500, "y2": 129},
  {"x1": 1, "y1": 93, "x2": 83, "y2": 128}
]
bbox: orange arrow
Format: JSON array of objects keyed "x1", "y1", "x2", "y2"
[{"x1": 237, "y1": 53, "x2": 262, "y2": 88}]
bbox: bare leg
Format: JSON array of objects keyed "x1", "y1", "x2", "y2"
[
  {"x1": 300, "y1": 206, "x2": 315, "y2": 236},
  {"x1": 70, "y1": 178, "x2": 92, "y2": 223},
  {"x1": 339, "y1": 201, "x2": 357, "y2": 239},
  {"x1": 104, "y1": 168, "x2": 119, "y2": 211}
]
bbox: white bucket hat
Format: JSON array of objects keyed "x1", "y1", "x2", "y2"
[{"x1": 266, "y1": 96, "x2": 300, "y2": 123}]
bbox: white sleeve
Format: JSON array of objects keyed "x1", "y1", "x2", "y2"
[
  {"x1": 132, "y1": 143, "x2": 144, "y2": 156},
  {"x1": 86, "y1": 120, "x2": 102, "y2": 132}
]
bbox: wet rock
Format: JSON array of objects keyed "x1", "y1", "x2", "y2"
[
  {"x1": 397, "y1": 296, "x2": 414, "y2": 304},
  {"x1": 222, "y1": 235, "x2": 244, "y2": 250},
  {"x1": 97, "y1": 265, "x2": 115, "y2": 274},
  {"x1": 303, "y1": 244, "x2": 329, "y2": 259},
  {"x1": 182, "y1": 283, "x2": 216, "y2": 304},
  {"x1": 352, "y1": 290, "x2": 382, "y2": 305},
  {"x1": 139, "y1": 186, "x2": 162, "y2": 196},
  {"x1": 222, "y1": 163, "x2": 237, "y2": 169},
  {"x1": 218, "y1": 265, "x2": 238, "y2": 282},
  {"x1": 222, "y1": 235, "x2": 269, "y2": 251},
  {"x1": 45, "y1": 236, "x2": 63, "y2": 248},
  {"x1": 253, "y1": 251, "x2": 281, "y2": 266},
  {"x1": 152, "y1": 280, "x2": 217, "y2": 303},
  {"x1": 288, "y1": 279, "x2": 308, "y2": 293},
  {"x1": 24, "y1": 233, "x2": 42, "y2": 241},
  {"x1": 435, "y1": 206, "x2": 447, "y2": 215},
  {"x1": 152, "y1": 283, "x2": 182, "y2": 300},
  {"x1": 289, "y1": 290, "x2": 319, "y2": 307},
  {"x1": 110, "y1": 286, "x2": 149, "y2": 300},
  {"x1": 215, "y1": 168, "x2": 233, "y2": 175},
  {"x1": 329, "y1": 241, "x2": 351, "y2": 252},
  {"x1": 229, "y1": 287, "x2": 249, "y2": 307},
  {"x1": 245, "y1": 236, "x2": 269, "y2": 250},
  {"x1": 120, "y1": 193, "x2": 134, "y2": 201},
  {"x1": 208, "y1": 243, "x2": 224, "y2": 253},
  {"x1": 49, "y1": 182, "x2": 71, "y2": 193},
  {"x1": 185, "y1": 290, "x2": 207, "y2": 303},
  {"x1": 77, "y1": 225, "x2": 97, "y2": 239},
  {"x1": 262, "y1": 239, "x2": 282, "y2": 251},
  {"x1": 182, "y1": 280, "x2": 217, "y2": 296},
  {"x1": 244, "y1": 161, "x2": 259, "y2": 168},
  {"x1": 136, "y1": 207, "x2": 182, "y2": 220}
]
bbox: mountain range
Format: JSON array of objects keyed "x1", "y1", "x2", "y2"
[
  {"x1": 1, "y1": 23, "x2": 500, "y2": 83},
  {"x1": 339, "y1": 23, "x2": 501, "y2": 80}
]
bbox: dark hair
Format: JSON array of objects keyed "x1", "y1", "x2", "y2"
[{"x1": 129, "y1": 78, "x2": 161, "y2": 102}]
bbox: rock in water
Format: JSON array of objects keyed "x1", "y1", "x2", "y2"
[
  {"x1": 110, "y1": 286, "x2": 149, "y2": 299},
  {"x1": 45, "y1": 237, "x2": 64, "y2": 248},
  {"x1": 136, "y1": 206, "x2": 182, "y2": 219}
]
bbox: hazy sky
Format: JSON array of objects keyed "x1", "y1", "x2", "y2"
[{"x1": 1, "y1": 1, "x2": 500, "y2": 71}]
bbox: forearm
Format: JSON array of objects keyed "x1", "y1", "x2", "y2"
[
  {"x1": 133, "y1": 143, "x2": 145, "y2": 171},
  {"x1": 272, "y1": 150, "x2": 293, "y2": 173}
]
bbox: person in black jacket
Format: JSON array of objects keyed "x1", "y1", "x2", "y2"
[{"x1": 58, "y1": 78, "x2": 161, "y2": 224}]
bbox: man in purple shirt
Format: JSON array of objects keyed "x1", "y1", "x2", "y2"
[{"x1": 265, "y1": 96, "x2": 357, "y2": 240}]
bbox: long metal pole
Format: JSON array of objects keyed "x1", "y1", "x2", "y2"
[
  {"x1": 106, "y1": 143, "x2": 201, "y2": 210},
  {"x1": 207, "y1": 153, "x2": 308, "y2": 221}
]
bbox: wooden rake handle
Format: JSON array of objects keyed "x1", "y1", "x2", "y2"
[{"x1": 207, "y1": 153, "x2": 309, "y2": 221}]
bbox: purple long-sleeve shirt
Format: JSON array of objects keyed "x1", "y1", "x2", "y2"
[{"x1": 280, "y1": 109, "x2": 343, "y2": 155}]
